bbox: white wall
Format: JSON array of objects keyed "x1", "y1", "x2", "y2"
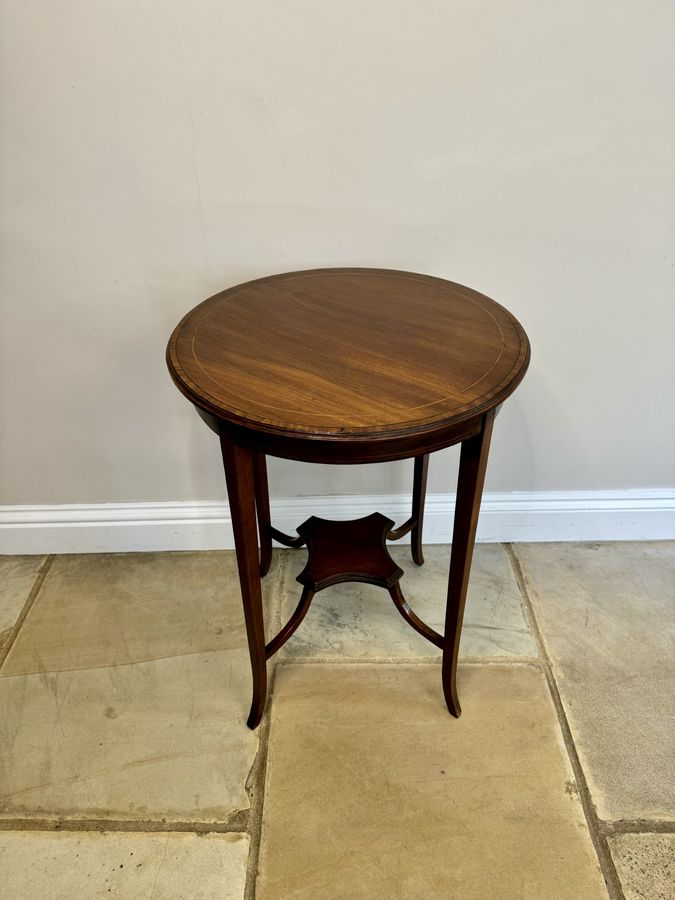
[{"x1": 1, "y1": 1, "x2": 674, "y2": 510}]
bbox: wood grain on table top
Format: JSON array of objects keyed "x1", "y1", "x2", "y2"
[{"x1": 167, "y1": 268, "x2": 530, "y2": 438}]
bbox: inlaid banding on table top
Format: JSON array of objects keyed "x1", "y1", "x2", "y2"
[{"x1": 167, "y1": 268, "x2": 529, "y2": 437}]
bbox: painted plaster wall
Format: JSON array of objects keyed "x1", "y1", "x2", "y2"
[{"x1": 1, "y1": 1, "x2": 673, "y2": 504}]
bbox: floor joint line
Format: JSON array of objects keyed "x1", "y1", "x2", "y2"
[
  {"x1": 243, "y1": 666, "x2": 277, "y2": 900},
  {"x1": 0, "y1": 817, "x2": 248, "y2": 835},
  {"x1": 506, "y1": 543, "x2": 626, "y2": 900},
  {"x1": 0, "y1": 554, "x2": 54, "y2": 672},
  {"x1": 600, "y1": 819, "x2": 675, "y2": 836},
  {"x1": 242, "y1": 553, "x2": 288, "y2": 900}
]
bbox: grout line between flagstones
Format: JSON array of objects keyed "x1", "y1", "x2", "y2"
[
  {"x1": 243, "y1": 665, "x2": 278, "y2": 900},
  {"x1": 506, "y1": 543, "x2": 625, "y2": 900},
  {"x1": 0, "y1": 815, "x2": 249, "y2": 835},
  {"x1": 242, "y1": 549, "x2": 289, "y2": 900},
  {"x1": 0, "y1": 555, "x2": 54, "y2": 673},
  {"x1": 2, "y1": 808, "x2": 671, "y2": 840},
  {"x1": 600, "y1": 819, "x2": 675, "y2": 836}
]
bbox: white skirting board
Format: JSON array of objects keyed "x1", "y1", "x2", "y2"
[{"x1": 0, "y1": 490, "x2": 673, "y2": 554}]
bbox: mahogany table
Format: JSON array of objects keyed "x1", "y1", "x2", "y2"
[{"x1": 167, "y1": 269, "x2": 530, "y2": 729}]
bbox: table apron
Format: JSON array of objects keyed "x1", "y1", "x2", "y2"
[{"x1": 195, "y1": 405, "x2": 490, "y2": 464}]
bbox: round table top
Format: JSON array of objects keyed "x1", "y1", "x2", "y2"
[{"x1": 167, "y1": 268, "x2": 530, "y2": 440}]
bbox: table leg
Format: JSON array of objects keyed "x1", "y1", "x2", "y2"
[
  {"x1": 220, "y1": 434, "x2": 267, "y2": 729},
  {"x1": 253, "y1": 452, "x2": 273, "y2": 577},
  {"x1": 410, "y1": 454, "x2": 429, "y2": 566},
  {"x1": 442, "y1": 411, "x2": 495, "y2": 717}
]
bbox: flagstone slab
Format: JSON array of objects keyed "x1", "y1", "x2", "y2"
[
  {"x1": 0, "y1": 650, "x2": 258, "y2": 822},
  {"x1": 513, "y1": 542, "x2": 675, "y2": 821},
  {"x1": 279, "y1": 544, "x2": 536, "y2": 661},
  {"x1": 1, "y1": 550, "x2": 281, "y2": 676},
  {"x1": 0, "y1": 830, "x2": 249, "y2": 899},
  {"x1": 0, "y1": 556, "x2": 45, "y2": 637},
  {"x1": 257, "y1": 662, "x2": 607, "y2": 899},
  {"x1": 0, "y1": 551, "x2": 285, "y2": 822},
  {"x1": 608, "y1": 833, "x2": 674, "y2": 900}
]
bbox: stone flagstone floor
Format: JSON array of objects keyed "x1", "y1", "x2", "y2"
[{"x1": 0, "y1": 543, "x2": 673, "y2": 898}]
